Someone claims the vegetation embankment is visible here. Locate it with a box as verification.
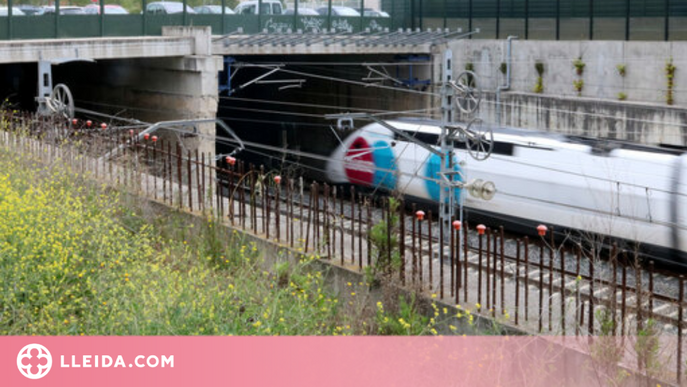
[0,148,455,335]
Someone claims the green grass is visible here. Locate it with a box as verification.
[0,149,346,335]
[0,143,452,336]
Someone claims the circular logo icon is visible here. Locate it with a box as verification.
[17,344,52,380]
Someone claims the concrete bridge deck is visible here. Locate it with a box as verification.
[0,27,449,65]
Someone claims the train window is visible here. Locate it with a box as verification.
[395,131,439,145]
[454,140,514,156]
[394,130,514,156]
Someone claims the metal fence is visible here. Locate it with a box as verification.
[381,0,687,40]
[0,0,392,40]
[2,110,686,383]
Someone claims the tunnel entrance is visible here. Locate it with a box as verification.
[217,54,434,180]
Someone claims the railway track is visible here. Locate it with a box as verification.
[217,170,685,337]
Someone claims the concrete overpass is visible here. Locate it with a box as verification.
[0,26,445,157]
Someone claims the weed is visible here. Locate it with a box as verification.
[666,59,676,105]
[573,57,586,76]
[616,64,626,77]
[534,62,544,93]
[573,79,584,96]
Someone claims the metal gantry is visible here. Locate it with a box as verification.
[218,28,480,49]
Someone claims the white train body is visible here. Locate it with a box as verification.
[327,119,687,264]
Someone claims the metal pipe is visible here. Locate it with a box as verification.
[496,35,517,126]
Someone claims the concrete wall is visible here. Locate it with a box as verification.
[430,39,687,146]
[479,92,687,146]
[446,39,687,105]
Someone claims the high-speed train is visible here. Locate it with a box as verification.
[326,119,687,266]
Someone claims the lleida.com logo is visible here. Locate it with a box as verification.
[17,343,174,379]
[17,344,53,379]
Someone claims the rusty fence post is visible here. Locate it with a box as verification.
[678,275,684,386]
[524,236,529,322]
[561,248,566,335]
[450,219,455,299]
[548,229,554,331]
[611,243,618,335]
[427,211,433,291]
[187,150,192,212]
[351,186,356,266]
[589,255,595,336]
[649,261,655,322]
[324,184,330,259]
[275,178,280,242]
[464,222,469,304]
[194,150,200,212]
[412,203,417,285]
[367,198,372,267]
[359,195,364,270]
[500,226,505,316]
[340,188,345,263]
[439,216,445,299]
[515,239,520,325]
[305,183,315,253]
[399,199,405,284]
[176,143,183,209]
[621,253,627,337]
[167,142,172,206]
[478,225,484,313]
[539,236,544,333]
[486,228,491,312]
[575,245,581,336]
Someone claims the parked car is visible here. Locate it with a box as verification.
[194,5,234,14]
[145,2,196,14]
[16,5,41,15]
[0,7,25,15]
[363,8,389,17]
[282,7,318,15]
[83,4,129,14]
[316,6,360,17]
[234,0,282,15]
[41,6,86,15]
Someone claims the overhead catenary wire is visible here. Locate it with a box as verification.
[74,98,687,193]
[221,95,433,116]
[249,64,442,97]
[33,104,687,231]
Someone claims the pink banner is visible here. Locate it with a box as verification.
[1,336,675,386]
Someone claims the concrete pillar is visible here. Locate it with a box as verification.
[61,26,222,158]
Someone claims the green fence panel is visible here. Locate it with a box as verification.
[146,14,184,36]
[187,14,222,34]
[501,0,527,18]
[0,18,8,40]
[104,15,143,37]
[363,16,391,32]
[224,14,259,34]
[630,0,666,17]
[59,15,100,38]
[260,14,295,33]
[529,0,553,18]
[295,15,327,33]
[12,15,56,40]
